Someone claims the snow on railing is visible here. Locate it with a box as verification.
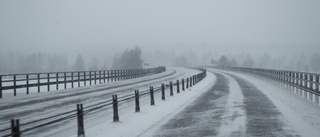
[208,66,320,104]
[0,66,166,99]
[0,68,206,137]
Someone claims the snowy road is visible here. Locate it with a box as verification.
[2,68,320,137]
[148,69,320,137]
[0,68,201,137]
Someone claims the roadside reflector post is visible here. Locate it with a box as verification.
[113,95,119,122]
[186,78,189,89]
[170,81,173,96]
[150,86,155,105]
[77,104,85,137]
[182,78,185,91]
[135,90,140,112]
[176,80,180,93]
[11,119,20,137]
[161,83,165,100]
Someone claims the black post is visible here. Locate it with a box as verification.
[11,119,20,137]
[161,83,165,100]
[90,72,92,85]
[83,72,86,86]
[170,81,173,96]
[94,71,97,85]
[0,75,2,98]
[150,86,155,105]
[182,78,185,91]
[99,71,102,84]
[64,73,67,89]
[14,75,16,96]
[190,77,193,87]
[37,74,40,93]
[135,90,140,112]
[56,73,59,90]
[103,71,106,83]
[118,70,120,81]
[111,71,114,82]
[26,75,29,94]
[107,71,110,82]
[113,95,119,122]
[78,72,80,87]
[71,73,74,88]
[176,80,180,93]
[77,104,85,137]
[186,78,189,89]
[47,74,50,91]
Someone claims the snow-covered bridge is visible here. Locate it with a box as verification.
[0,67,320,137]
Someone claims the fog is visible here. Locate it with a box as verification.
[0,0,320,73]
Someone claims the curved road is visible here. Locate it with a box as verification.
[152,69,300,137]
[0,67,201,137]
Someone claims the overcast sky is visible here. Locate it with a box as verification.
[0,0,319,58]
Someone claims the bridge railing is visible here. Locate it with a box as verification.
[0,68,207,137]
[207,66,320,103]
[0,66,166,99]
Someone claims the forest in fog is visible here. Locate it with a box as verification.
[0,47,319,74]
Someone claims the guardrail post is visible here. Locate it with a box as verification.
[182,79,185,91]
[103,71,106,83]
[14,75,17,96]
[150,86,155,105]
[94,71,97,85]
[99,71,102,84]
[11,119,20,137]
[186,78,189,89]
[107,71,110,82]
[316,75,320,92]
[113,95,119,122]
[26,75,29,94]
[64,73,67,89]
[135,90,140,112]
[111,71,114,82]
[56,73,59,90]
[77,104,85,137]
[47,74,50,91]
[161,83,165,100]
[71,73,74,88]
[176,80,180,93]
[190,77,193,87]
[83,72,86,86]
[89,72,92,85]
[0,75,2,98]
[170,81,173,96]
[37,74,41,93]
[78,72,80,87]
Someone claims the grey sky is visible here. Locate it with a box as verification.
[0,0,319,58]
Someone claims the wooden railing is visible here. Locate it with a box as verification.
[0,67,166,98]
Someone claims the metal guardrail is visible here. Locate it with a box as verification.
[0,67,166,98]
[207,66,320,104]
[0,68,207,137]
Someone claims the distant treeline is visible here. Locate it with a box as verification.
[0,52,111,74]
[215,53,320,73]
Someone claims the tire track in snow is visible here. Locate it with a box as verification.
[228,73,299,137]
[217,73,246,137]
[152,73,229,137]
